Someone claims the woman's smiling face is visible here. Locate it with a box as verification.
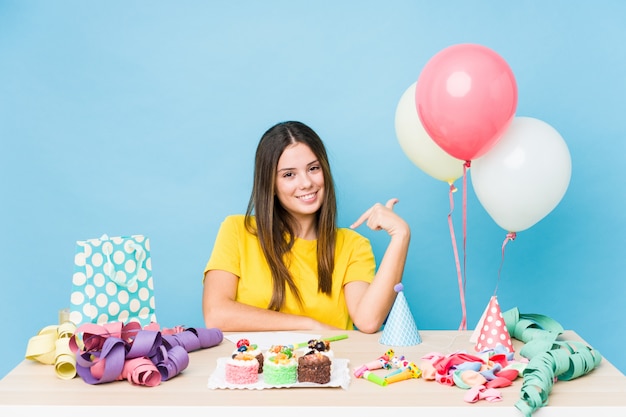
[275,142,325,223]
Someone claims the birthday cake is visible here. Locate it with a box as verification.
[297,339,333,384]
[224,352,259,385]
[232,338,264,373]
[263,345,297,385]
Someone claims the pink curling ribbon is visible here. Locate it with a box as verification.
[460,161,471,330]
[119,357,161,387]
[447,179,467,331]
[494,232,516,295]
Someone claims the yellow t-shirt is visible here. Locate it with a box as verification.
[204,214,376,330]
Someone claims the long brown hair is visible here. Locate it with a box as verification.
[245,121,337,311]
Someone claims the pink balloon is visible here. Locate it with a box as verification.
[415,44,518,162]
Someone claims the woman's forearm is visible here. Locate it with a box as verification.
[351,230,411,333]
[203,296,329,332]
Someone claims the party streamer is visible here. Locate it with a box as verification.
[502,308,603,416]
[25,321,77,380]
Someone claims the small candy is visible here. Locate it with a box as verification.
[308,339,330,352]
[237,343,258,353]
[236,339,250,348]
[269,345,293,357]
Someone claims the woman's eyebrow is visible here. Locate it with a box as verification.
[277,159,319,172]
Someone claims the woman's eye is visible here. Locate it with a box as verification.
[309,165,320,172]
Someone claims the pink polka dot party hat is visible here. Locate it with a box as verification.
[472,296,514,353]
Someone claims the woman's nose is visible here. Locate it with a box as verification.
[298,174,313,189]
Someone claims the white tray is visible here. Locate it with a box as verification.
[208,357,350,390]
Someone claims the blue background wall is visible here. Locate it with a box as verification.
[1,1,625,379]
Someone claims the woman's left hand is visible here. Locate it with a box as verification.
[350,198,410,237]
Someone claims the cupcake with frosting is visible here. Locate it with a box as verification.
[232,338,264,373]
[298,339,333,384]
[224,352,259,385]
[263,345,297,385]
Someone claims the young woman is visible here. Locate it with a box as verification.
[202,121,411,334]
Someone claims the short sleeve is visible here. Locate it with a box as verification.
[203,215,245,280]
[337,228,376,285]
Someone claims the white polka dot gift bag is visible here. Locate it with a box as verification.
[69,234,157,327]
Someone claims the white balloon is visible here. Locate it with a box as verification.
[471,116,572,232]
[395,82,465,184]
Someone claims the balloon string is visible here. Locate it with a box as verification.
[495,232,516,296]
[459,161,471,330]
[447,181,466,331]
